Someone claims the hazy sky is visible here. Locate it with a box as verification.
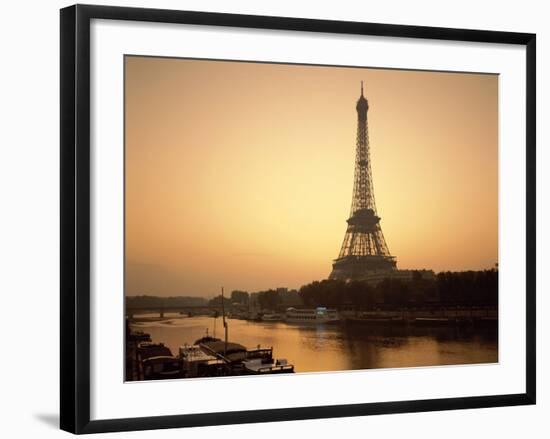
[125,56,498,297]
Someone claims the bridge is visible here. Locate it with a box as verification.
[126,304,226,319]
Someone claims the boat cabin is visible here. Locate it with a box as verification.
[141,355,183,380]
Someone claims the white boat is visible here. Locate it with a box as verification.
[261,313,283,322]
[285,307,340,323]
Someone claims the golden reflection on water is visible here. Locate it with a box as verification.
[131,316,497,374]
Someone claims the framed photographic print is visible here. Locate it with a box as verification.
[60,4,536,434]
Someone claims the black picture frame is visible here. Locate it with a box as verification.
[60,4,536,434]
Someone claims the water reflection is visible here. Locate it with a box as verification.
[131,316,497,374]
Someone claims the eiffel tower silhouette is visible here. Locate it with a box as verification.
[329,82,396,281]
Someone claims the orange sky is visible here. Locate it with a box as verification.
[125,56,498,297]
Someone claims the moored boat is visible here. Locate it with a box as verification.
[242,358,294,375]
[199,339,249,363]
[285,307,340,323]
[188,288,296,376]
[141,355,184,380]
[198,339,295,375]
[261,313,283,322]
[137,342,183,380]
[179,344,225,377]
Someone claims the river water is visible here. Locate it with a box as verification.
[131,315,497,373]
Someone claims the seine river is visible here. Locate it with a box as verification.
[131,315,497,373]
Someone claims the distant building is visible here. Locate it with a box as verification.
[278,288,302,307]
[249,292,260,311]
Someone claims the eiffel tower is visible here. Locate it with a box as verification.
[329,82,396,281]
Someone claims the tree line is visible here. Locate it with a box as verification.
[159,269,498,312]
[299,269,498,310]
